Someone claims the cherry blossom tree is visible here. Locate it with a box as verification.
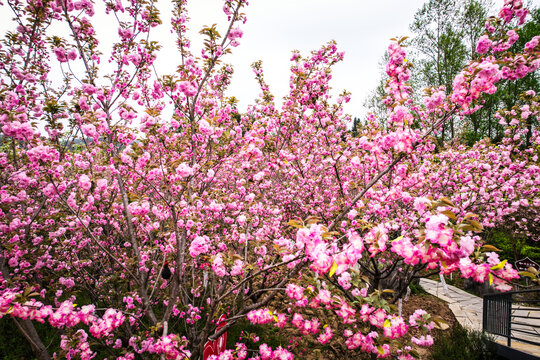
[0,0,538,359]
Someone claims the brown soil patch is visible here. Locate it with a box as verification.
[401,293,458,359]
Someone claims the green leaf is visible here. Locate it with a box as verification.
[488,273,493,286]
[384,319,391,328]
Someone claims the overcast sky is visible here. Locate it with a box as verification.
[1,0,539,119]
[172,0,539,118]
[183,0,434,117]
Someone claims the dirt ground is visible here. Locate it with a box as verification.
[401,293,458,359]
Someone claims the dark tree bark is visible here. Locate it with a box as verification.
[1,255,50,360]
[12,318,51,360]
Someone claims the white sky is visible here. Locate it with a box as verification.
[183,0,430,117]
[1,0,539,119]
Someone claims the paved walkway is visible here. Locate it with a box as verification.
[419,278,540,357]
[420,278,483,330]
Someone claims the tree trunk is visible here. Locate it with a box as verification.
[1,256,50,360]
[12,318,51,360]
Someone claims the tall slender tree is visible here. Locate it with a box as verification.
[410,0,468,141]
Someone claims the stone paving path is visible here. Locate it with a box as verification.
[419,278,540,357]
[420,278,483,330]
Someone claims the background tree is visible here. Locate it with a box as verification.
[405,0,540,145]
[409,0,468,142]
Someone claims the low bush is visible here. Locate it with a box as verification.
[430,325,500,360]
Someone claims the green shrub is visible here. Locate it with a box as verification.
[0,318,37,360]
[521,245,540,262]
[485,229,540,264]
[226,320,288,351]
[0,317,61,360]
[409,280,427,295]
[430,325,500,360]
